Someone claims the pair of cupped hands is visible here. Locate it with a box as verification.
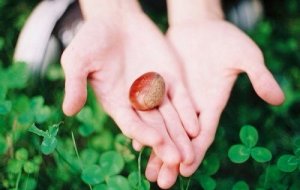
[60,4,284,189]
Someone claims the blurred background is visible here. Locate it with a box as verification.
[0,0,299,189]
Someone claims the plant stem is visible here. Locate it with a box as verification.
[14,169,22,190]
[185,177,191,190]
[71,132,83,171]
[179,176,191,190]
[71,132,92,190]
[180,176,184,190]
[138,148,144,190]
[263,162,271,189]
[24,174,29,190]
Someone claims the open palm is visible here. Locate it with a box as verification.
[145,20,284,189]
[61,12,199,168]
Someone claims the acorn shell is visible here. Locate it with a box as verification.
[129,72,165,111]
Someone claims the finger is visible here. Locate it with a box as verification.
[180,109,220,177]
[61,51,88,116]
[137,110,181,166]
[111,107,163,147]
[243,51,285,105]
[132,140,144,151]
[157,163,179,189]
[159,98,195,165]
[169,83,200,138]
[145,151,163,182]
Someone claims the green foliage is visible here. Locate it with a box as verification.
[251,147,272,163]
[0,0,300,190]
[276,137,300,173]
[0,62,29,89]
[0,135,8,154]
[228,125,272,163]
[277,155,298,172]
[100,151,125,177]
[228,144,251,163]
[240,125,258,148]
[128,172,151,190]
[193,154,220,190]
[81,165,105,185]
[28,123,59,155]
[232,181,249,190]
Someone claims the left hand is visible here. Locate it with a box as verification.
[144,19,285,189]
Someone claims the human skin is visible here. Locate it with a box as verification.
[61,0,199,168]
[141,0,285,189]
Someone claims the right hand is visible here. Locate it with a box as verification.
[60,7,199,169]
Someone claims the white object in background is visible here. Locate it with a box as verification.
[228,0,263,31]
[14,0,75,75]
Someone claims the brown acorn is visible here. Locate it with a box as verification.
[129,72,166,111]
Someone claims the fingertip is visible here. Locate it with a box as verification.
[181,113,200,139]
[145,170,158,183]
[188,117,201,138]
[180,158,199,177]
[157,178,174,190]
[62,103,75,116]
[157,165,178,190]
[62,86,87,116]
[145,152,162,182]
[269,87,285,106]
[257,79,285,106]
[179,164,195,177]
[246,63,285,106]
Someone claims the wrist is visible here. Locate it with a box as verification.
[79,0,142,21]
[167,0,224,26]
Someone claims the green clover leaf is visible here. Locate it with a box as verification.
[81,164,105,185]
[23,161,36,174]
[0,63,28,89]
[99,151,124,177]
[81,149,99,166]
[28,123,60,155]
[200,153,220,176]
[15,148,29,162]
[228,144,251,163]
[232,181,249,190]
[107,175,130,190]
[7,159,23,174]
[251,147,272,163]
[277,154,298,172]
[240,125,258,148]
[199,175,216,190]
[93,184,108,190]
[41,136,58,155]
[128,172,150,190]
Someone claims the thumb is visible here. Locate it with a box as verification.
[63,74,87,116]
[61,53,88,116]
[245,53,285,105]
